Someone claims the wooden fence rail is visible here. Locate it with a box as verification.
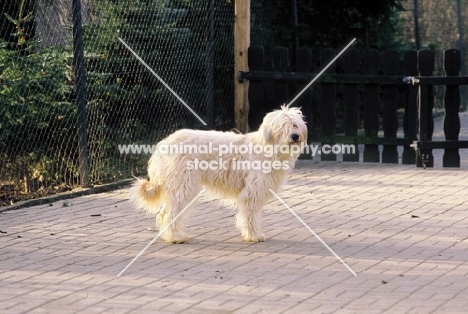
[239,46,466,167]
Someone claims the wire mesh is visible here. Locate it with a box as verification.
[0,0,234,206]
[2,0,467,206]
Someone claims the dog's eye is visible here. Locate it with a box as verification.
[293,124,298,128]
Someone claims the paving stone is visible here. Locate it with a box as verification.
[2,135,468,313]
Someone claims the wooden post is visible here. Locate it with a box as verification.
[342,48,360,162]
[443,49,461,167]
[73,0,89,187]
[381,50,400,163]
[320,48,337,161]
[363,49,380,163]
[234,0,250,132]
[271,46,289,109]
[295,47,314,129]
[417,49,435,168]
[402,51,418,164]
[295,47,313,160]
[247,46,265,131]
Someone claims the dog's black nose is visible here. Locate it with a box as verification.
[291,134,299,142]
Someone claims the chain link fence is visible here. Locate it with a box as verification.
[0,0,234,206]
[3,0,467,207]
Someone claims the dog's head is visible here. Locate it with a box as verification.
[259,105,307,147]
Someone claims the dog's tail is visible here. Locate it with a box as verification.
[129,178,162,214]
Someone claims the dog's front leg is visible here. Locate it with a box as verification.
[236,189,266,242]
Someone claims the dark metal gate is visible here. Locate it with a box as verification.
[240,46,467,168]
[409,49,468,168]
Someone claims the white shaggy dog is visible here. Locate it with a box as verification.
[130,105,307,243]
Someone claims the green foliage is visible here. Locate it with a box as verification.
[80,0,197,182]
[81,0,235,182]
[1,0,35,47]
[0,34,78,187]
[83,1,233,141]
[0,0,234,203]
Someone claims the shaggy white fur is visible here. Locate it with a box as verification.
[129,105,307,243]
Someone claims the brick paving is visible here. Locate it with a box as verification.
[1,114,468,313]
[1,159,468,314]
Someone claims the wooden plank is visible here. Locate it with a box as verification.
[234,0,250,132]
[381,50,399,163]
[443,49,461,167]
[363,49,380,162]
[417,76,468,85]
[320,48,337,161]
[295,47,314,160]
[271,46,289,109]
[309,135,411,146]
[417,49,435,168]
[402,50,418,164]
[247,46,265,131]
[239,72,409,84]
[239,73,468,85]
[417,140,468,149]
[342,48,360,161]
[295,47,313,129]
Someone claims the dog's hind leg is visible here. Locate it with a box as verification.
[236,188,266,242]
[155,204,166,230]
[157,187,199,244]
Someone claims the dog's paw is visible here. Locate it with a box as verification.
[162,232,190,244]
[243,233,266,242]
[172,237,190,244]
